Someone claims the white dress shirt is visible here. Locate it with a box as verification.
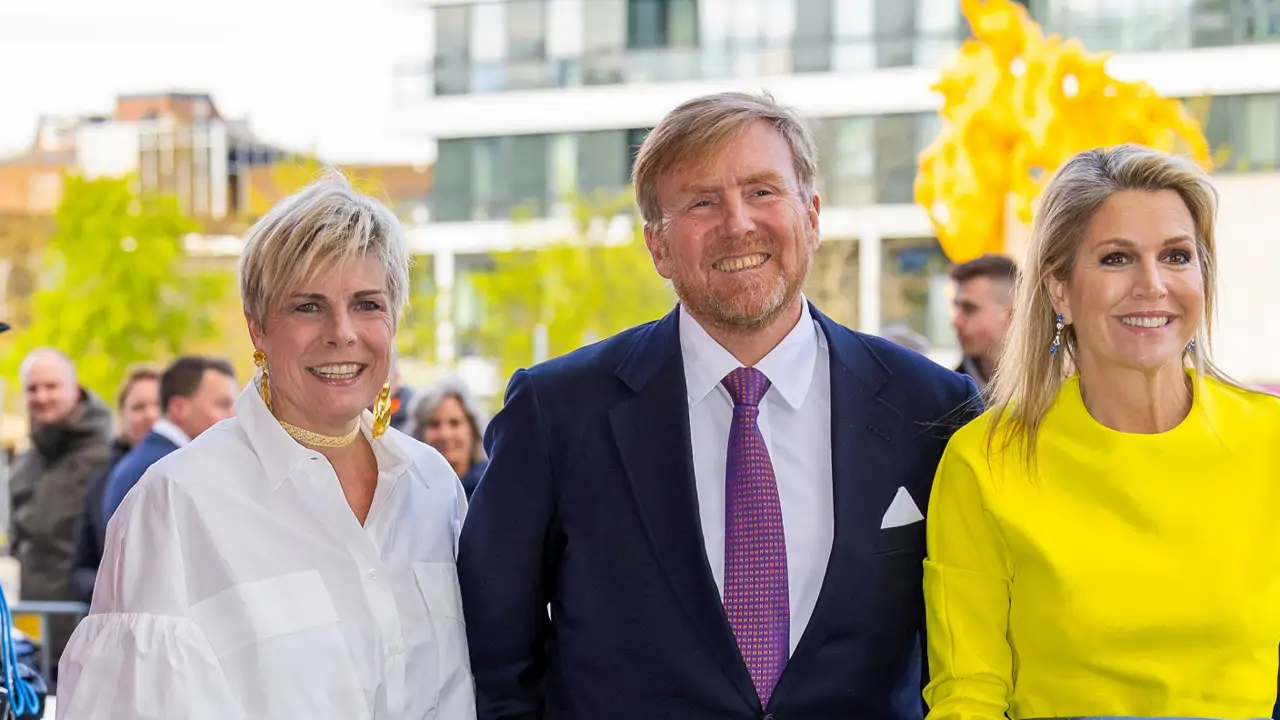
[680,300,834,655]
[150,417,192,447]
[58,383,476,720]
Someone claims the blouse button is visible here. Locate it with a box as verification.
[367,568,379,580]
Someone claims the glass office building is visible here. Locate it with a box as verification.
[397,0,1280,385]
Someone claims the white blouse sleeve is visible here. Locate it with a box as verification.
[57,467,245,720]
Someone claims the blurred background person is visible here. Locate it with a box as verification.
[69,364,161,604]
[99,356,239,526]
[949,253,1018,391]
[58,172,474,719]
[410,375,488,498]
[881,323,933,356]
[387,348,414,433]
[923,145,1280,718]
[10,348,113,689]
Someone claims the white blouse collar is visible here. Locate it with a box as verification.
[233,377,411,490]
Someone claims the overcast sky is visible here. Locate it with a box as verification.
[0,0,433,163]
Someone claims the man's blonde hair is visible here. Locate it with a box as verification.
[987,143,1241,467]
[239,169,411,327]
[631,91,819,231]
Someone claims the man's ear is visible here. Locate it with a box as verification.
[644,224,674,280]
[806,193,821,251]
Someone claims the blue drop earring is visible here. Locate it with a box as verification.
[1050,313,1064,355]
[1187,338,1197,354]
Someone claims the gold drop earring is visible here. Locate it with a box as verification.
[253,349,272,412]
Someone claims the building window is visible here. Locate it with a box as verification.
[507,0,549,89]
[627,0,698,49]
[793,0,835,72]
[805,239,861,330]
[821,117,876,207]
[874,113,926,204]
[626,127,650,179]
[434,5,471,96]
[874,0,918,68]
[433,139,474,222]
[583,0,627,85]
[833,0,875,73]
[1205,93,1280,172]
[915,0,963,66]
[510,134,551,216]
[472,137,510,220]
[881,237,955,353]
[577,130,630,197]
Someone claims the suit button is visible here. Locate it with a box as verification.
[763,715,774,720]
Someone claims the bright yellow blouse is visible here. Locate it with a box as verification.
[923,373,1280,719]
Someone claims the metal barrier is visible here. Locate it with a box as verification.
[11,601,90,681]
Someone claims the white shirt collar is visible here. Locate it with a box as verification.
[150,418,191,448]
[678,297,820,410]
[233,377,411,491]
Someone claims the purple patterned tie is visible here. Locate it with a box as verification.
[721,366,789,708]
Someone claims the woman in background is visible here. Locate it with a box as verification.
[410,376,488,499]
[923,144,1280,718]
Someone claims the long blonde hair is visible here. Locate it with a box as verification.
[986,143,1237,466]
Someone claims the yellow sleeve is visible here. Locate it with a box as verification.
[922,437,1014,719]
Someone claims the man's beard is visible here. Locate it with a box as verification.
[672,239,811,335]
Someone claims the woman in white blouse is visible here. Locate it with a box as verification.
[57,171,476,719]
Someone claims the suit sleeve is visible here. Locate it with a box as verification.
[457,369,557,720]
[921,438,1013,719]
[100,462,132,528]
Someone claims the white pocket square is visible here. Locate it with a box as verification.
[880,486,924,529]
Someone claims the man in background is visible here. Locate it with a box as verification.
[100,356,238,525]
[10,348,114,682]
[949,253,1018,391]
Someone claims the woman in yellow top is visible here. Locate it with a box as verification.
[923,143,1280,719]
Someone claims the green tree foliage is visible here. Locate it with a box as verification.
[3,174,229,402]
[397,255,438,363]
[471,189,674,385]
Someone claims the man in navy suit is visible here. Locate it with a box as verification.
[100,356,238,526]
[457,91,981,720]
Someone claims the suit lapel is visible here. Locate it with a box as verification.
[779,307,906,693]
[609,307,759,709]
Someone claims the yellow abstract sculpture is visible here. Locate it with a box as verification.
[915,0,1212,263]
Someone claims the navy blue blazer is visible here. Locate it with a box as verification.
[100,431,181,526]
[457,304,981,720]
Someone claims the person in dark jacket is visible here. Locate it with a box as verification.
[10,348,114,680]
[948,254,1018,391]
[68,365,161,603]
[387,349,414,434]
[408,376,488,498]
[99,356,237,526]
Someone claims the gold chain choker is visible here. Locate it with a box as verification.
[278,420,361,448]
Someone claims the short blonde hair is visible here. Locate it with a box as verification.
[988,143,1236,466]
[631,91,819,230]
[239,169,411,326]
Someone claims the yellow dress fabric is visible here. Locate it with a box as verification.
[923,372,1280,719]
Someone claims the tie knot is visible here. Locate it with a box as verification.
[721,367,770,407]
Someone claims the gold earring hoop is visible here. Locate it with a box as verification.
[254,349,272,412]
[372,382,392,439]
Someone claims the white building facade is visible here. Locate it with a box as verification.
[396,0,1280,390]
